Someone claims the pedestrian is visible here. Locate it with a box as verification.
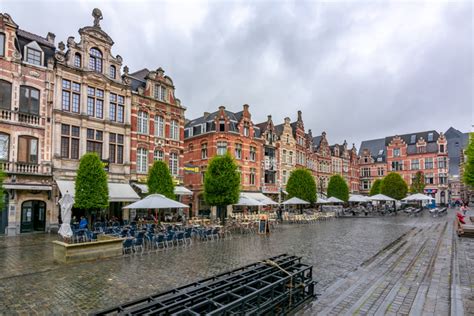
[79,216,88,229]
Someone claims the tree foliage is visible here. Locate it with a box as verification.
[381,172,408,200]
[286,168,317,203]
[147,160,175,200]
[463,133,474,188]
[410,171,426,193]
[75,153,109,210]
[204,153,240,207]
[369,179,382,196]
[327,174,349,202]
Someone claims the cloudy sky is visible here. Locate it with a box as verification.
[3,0,472,147]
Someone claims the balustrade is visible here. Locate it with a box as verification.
[0,109,41,126]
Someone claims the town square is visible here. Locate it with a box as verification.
[0,0,473,315]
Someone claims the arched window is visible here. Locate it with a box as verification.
[89,47,102,73]
[0,133,9,161]
[137,148,148,173]
[154,115,164,137]
[0,80,12,110]
[137,111,148,134]
[154,149,164,161]
[169,152,178,176]
[170,120,179,140]
[19,86,40,115]
[18,136,38,164]
[109,65,116,79]
[74,53,82,68]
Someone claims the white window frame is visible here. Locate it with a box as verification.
[169,152,178,176]
[137,148,148,173]
[154,149,164,161]
[154,115,165,138]
[137,111,148,134]
[170,120,179,140]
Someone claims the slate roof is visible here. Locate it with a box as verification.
[17,29,56,67]
[312,136,322,149]
[274,124,284,136]
[128,68,149,91]
[384,130,439,146]
[359,138,386,162]
[17,29,55,48]
[445,127,470,176]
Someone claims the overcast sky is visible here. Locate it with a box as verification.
[3,0,473,147]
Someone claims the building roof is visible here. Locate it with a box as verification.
[445,127,470,176]
[17,29,56,67]
[359,138,386,162]
[17,29,55,48]
[384,130,439,146]
[274,123,284,136]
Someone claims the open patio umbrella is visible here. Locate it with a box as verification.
[282,197,310,205]
[58,191,74,238]
[123,194,189,209]
[234,194,266,206]
[402,193,435,201]
[369,194,395,201]
[349,195,369,203]
[327,196,344,203]
[316,198,330,204]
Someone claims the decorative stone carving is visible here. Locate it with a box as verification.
[29,70,40,78]
[122,76,131,85]
[123,65,129,75]
[54,51,65,63]
[67,36,75,48]
[116,55,122,63]
[58,41,65,52]
[92,8,103,28]
[157,67,165,77]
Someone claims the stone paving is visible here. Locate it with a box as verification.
[0,211,471,314]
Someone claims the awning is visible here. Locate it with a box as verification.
[132,183,193,196]
[241,192,279,205]
[3,184,52,191]
[56,180,140,202]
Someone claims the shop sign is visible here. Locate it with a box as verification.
[262,186,280,194]
[424,188,437,194]
[184,164,199,174]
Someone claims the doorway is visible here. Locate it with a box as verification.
[21,200,46,233]
[0,192,8,234]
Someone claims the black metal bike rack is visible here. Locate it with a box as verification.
[94,253,316,315]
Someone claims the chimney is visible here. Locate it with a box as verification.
[297,110,302,122]
[219,105,225,111]
[243,104,249,111]
[267,115,272,121]
[46,32,55,44]
[284,117,291,124]
[203,112,210,118]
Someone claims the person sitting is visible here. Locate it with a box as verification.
[79,216,88,229]
[457,211,466,224]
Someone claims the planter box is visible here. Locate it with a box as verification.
[53,235,125,264]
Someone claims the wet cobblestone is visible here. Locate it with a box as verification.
[0,213,461,314]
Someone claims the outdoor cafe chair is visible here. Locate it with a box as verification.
[153,234,167,250]
[133,237,144,255]
[122,238,133,255]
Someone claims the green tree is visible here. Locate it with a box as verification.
[147,160,175,200]
[286,168,317,204]
[410,171,426,193]
[0,167,5,211]
[463,133,474,188]
[75,153,109,212]
[380,172,408,200]
[204,153,240,222]
[327,174,349,202]
[369,179,382,196]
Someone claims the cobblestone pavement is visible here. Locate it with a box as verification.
[300,210,474,315]
[0,212,470,314]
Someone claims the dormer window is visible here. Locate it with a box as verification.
[154,85,167,102]
[219,120,226,132]
[109,65,116,79]
[26,47,41,65]
[89,47,102,73]
[243,122,250,136]
[427,132,434,142]
[410,134,416,144]
[74,53,82,68]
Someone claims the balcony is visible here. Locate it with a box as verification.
[0,161,51,176]
[264,157,278,170]
[0,109,42,127]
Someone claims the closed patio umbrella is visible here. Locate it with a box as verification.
[58,191,74,238]
[123,194,189,209]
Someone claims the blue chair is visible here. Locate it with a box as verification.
[154,234,166,250]
[133,237,144,254]
[164,232,175,248]
[175,231,185,246]
[123,239,133,255]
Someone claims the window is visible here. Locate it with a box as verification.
[425,158,433,169]
[282,170,287,184]
[154,116,164,137]
[184,128,190,139]
[18,136,38,163]
[169,152,178,176]
[439,173,447,185]
[154,85,167,102]
[425,173,434,184]
[62,80,81,113]
[154,149,164,161]
[417,146,426,154]
[243,123,249,137]
[378,149,384,155]
[411,159,419,170]
[362,180,370,190]
[439,144,445,153]
[0,133,9,161]
[74,53,81,68]
[378,167,384,176]
[410,135,416,144]
[19,86,40,115]
[137,148,148,173]
[0,33,4,57]
[109,65,116,79]
[109,133,124,164]
[60,124,80,159]
[282,150,287,164]
[438,157,447,169]
[361,168,370,177]
[289,151,293,164]
[392,161,403,171]
[219,120,226,132]
[109,93,124,122]
[137,111,148,134]
[235,143,242,159]
[249,168,256,185]
[0,80,12,110]
[170,120,179,140]
[26,48,41,65]
[89,48,102,73]
[217,141,227,155]
[86,128,103,158]
[87,87,104,118]
[250,146,256,161]
[393,148,400,157]
[427,132,434,142]
[201,143,207,159]
[264,170,275,184]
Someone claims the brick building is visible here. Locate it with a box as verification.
[359,131,449,204]
[312,132,332,194]
[183,105,264,217]
[0,13,56,235]
[125,67,186,184]
[51,9,139,222]
[274,117,296,194]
